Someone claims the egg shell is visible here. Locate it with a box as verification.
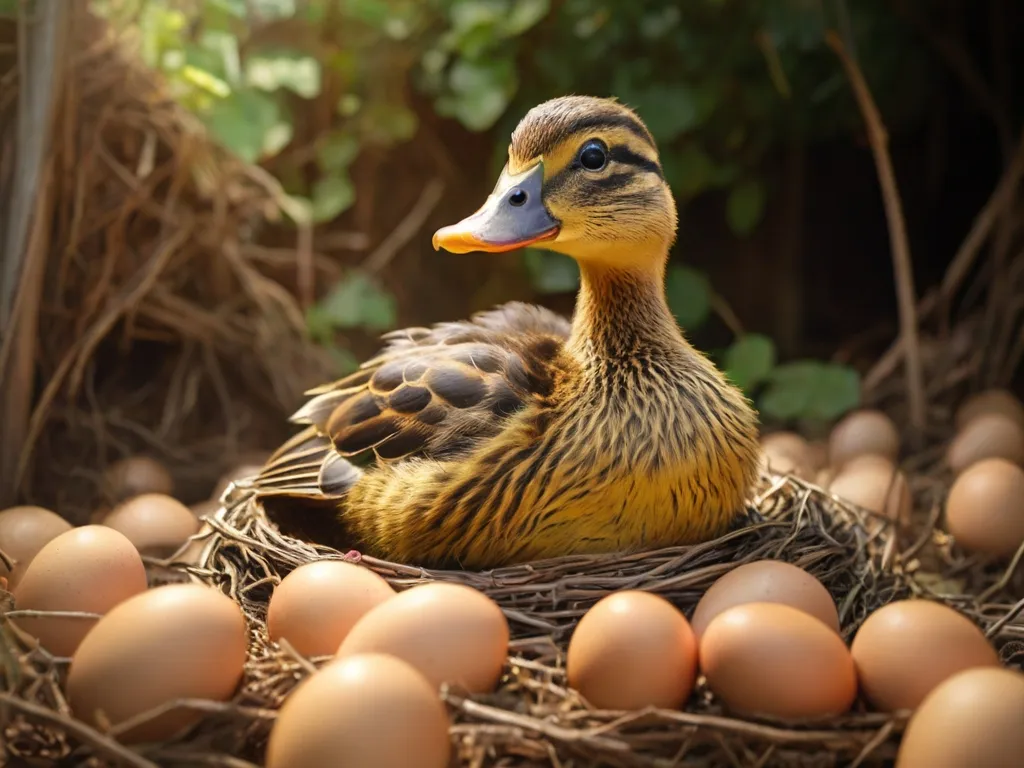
[946,414,1024,473]
[0,506,72,589]
[101,493,201,557]
[760,432,813,479]
[850,599,999,712]
[700,602,857,719]
[955,388,1024,432]
[945,458,1024,558]
[268,561,395,658]
[66,583,247,743]
[102,456,173,503]
[336,582,509,694]
[12,525,148,657]
[566,591,698,710]
[265,653,451,768]
[690,560,840,639]
[828,409,900,468]
[189,500,220,521]
[896,667,1024,768]
[827,455,912,527]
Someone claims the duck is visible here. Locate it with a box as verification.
[250,95,762,570]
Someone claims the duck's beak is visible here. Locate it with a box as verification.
[432,162,560,254]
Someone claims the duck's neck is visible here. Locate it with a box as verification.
[567,259,685,363]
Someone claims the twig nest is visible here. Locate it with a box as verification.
[699,602,857,719]
[66,583,247,743]
[0,506,72,589]
[945,413,1024,473]
[566,591,698,710]
[827,409,900,469]
[826,455,912,528]
[896,667,1024,768]
[336,582,509,694]
[101,456,174,503]
[267,561,395,658]
[100,493,201,557]
[11,526,147,657]
[689,560,840,639]
[850,599,999,712]
[211,461,268,500]
[944,458,1024,559]
[265,654,451,768]
[954,388,1024,432]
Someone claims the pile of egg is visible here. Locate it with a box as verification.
[1,389,1022,768]
[761,387,1024,559]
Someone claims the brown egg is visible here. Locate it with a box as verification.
[850,599,999,712]
[265,654,451,768]
[895,667,1024,768]
[955,388,1024,431]
[189,500,220,521]
[806,440,829,472]
[760,432,812,478]
[946,414,1024,473]
[102,456,173,503]
[12,526,148,657]
[700,602,857,719]
[690,560,839,639]
[101,493,201,557]
[67,583,247,743]
[828,409,900,469]
[211,463,266,500]
[268,561,395,658]
[828,454,912,527]
[945,457,1024,558]
[0,506,72,589]
[566,591,698,710]
[337,582,508,694]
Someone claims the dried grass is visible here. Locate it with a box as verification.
[2,472,1023,767]
[0,6,333,523]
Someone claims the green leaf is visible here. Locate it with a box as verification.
[726,178,766,236]
[439,58,516,131]
[246,53,321,98]
[202,88,281,163]
[724,334,776,390]
[317,132,361,172]
[505,0,550,35]
[665,266,711,330]
[310,270,397,333]
[311,174,356,223]
[523,249,579,293]
[759,361,861,421]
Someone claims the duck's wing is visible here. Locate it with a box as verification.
[252,302,571,498]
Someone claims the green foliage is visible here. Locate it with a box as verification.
[95,0,886,410]
[665,266,711,330]
[721,337,862,423]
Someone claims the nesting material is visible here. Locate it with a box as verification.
[2,471,1022,768]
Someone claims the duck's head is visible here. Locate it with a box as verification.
[432,95,677,269]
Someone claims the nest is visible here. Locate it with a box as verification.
[0,6,332,522]
[3,473,1023,768]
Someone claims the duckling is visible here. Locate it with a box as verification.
[252,95,762,569]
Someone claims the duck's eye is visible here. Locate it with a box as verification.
[508,188,527,207]
[579,142,607,171]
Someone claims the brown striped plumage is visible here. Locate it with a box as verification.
[252,95,762,569]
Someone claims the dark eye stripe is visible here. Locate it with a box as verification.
[564,113,656,149]
[607,146,663,178]
[542,144,662,197]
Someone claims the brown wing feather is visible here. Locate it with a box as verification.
[252,302,570,498]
